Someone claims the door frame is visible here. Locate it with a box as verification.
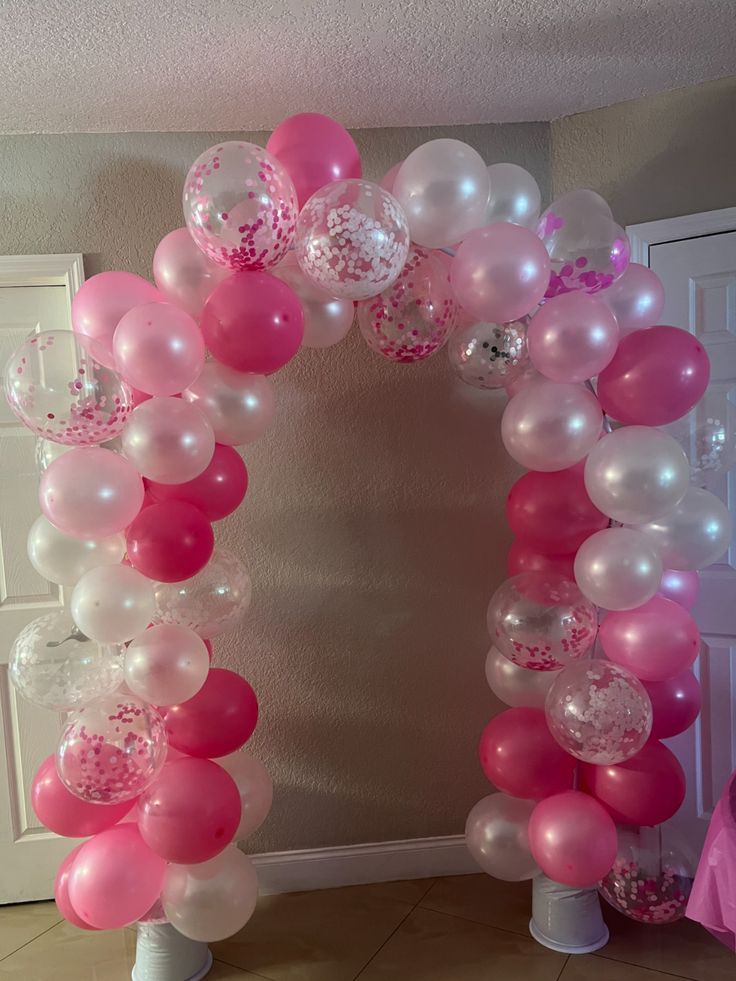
[0,253,85,314]
[627,207,736,264]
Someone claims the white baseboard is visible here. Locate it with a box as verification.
[250,835,477,895]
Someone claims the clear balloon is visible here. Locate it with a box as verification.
[484,646,560,709]
[32,755,132,838]
[124,624,210,706]
[544,660,652,764]
[183,141,298,271]
[465,793,540,881]
[634,486,732,570]
[527,292,619,383]
[658,568,699,609]
[451,224,551,323]
[537,189,630,296]
[39,446,144,539]
[4,330,133,445]
[153,227,231,319]
[161,668,258,759]
[9,610,122,711]
[357,246,456,362]
[183,362,275,447]
[528,791,617,887]
[602,262,665,333]
[57,693,167,804]
[484,162,541,229]
[71,564,156,645]
[644,670,702,740]
[392,139,490,248]
[273,253,354,349]
[219,751,274,841]
[487,572,597,671]
[55,844,97,930]
[162,846,258,943]
[146,443,248,521]
[122,397,215,484]
[152,547,252,637]
[27,514,125,587]
[35,437,74,472]
[501,380,602,472]
[665,392,736,489]
[574,527,663,611]
[599,595,700,682]
[295,179,410,300]
[447,318,530,390]
[506,541,575,581]
[71,271,161,369]
[113,301,205,396]
[126,500,214,583]
[584,426,690,525]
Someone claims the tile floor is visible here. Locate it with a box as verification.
[0,874,732,980]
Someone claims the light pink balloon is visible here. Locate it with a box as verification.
[451,224,551,323]
[219,751,274,841]
[122,397,214,483]
[113,302,205,396]
[39,447,144,538]
[603,262,665,334]
[501,380,602,472]
[71,272,161,369]
[527,292,619,383]
[528,791,617,887]
[658,569,699,609]
[380,162,402,194]
[153,228,231,320]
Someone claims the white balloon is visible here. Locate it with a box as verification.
[465,794,540,881]
[124,624,209,706]
[484,647,560,709]
[574,527,663,611]
[182,363,275,447]
[219,751,274,841]
[27,515,126,587]
[71,565,156,644]
[634,486,733,570]
[485,163,541,229]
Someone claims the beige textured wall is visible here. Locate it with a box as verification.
[0,124,550,851]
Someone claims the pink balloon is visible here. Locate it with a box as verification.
[451,224,551,323]
[32,755,133,838]
[146,443,248,522]
[644,670,702,740]
[122,397,215,484]
[39,447,144,539]
[599,596,700,682]
[55,845,98,930]
[658,569,699,610]
[527,292,619,383]
[153,228,231,320]
[597,326,710,426]
[506,541,576,580]
[602,262,665,333]
[201,272,304,374]
[68,824,167,929]
[72,272,161,369]
[161,668,259,758]
[528,791,617,887]
[126,500,214,582]
[380,162,402,193]
[266,112,362,208]
[137,757,241,864]
[478,708,576,800]
[113,302,205,396]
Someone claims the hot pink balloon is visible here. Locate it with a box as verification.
[527,292,619,383]
[528,791,617,887]
[506,541,576,580]
[146,443,248,522]
[32,755,133,838]
[266,112,362,207]
[603,262,665,334]
[451,224,551,323]
[658,569,699,610]
[153,227,231,320]
[161,668,259,758]
[597,326,710,426]
[126,500,214,583]
[644,670,702,740]
[137,757,241,864]
[39,447,144,539]
[68,824,166,930]
[55,845,98,930]
[201,272,304,374]
[599,596,700,682]
[71,271,161,368]
[113,301,205,396]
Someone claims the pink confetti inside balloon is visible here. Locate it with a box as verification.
[183,141,298,272]
[56,694,168,804]
[356,246,456,362]
[4,330,133,446]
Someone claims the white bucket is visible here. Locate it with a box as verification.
[529,874,609,954]
[131,922,212,981]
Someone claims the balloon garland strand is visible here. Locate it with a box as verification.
[4,113,733,944]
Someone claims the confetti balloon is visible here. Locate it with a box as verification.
[56,693,168,804]
[484,646,560,709]
[447,319,529,389]
[183,141,298,271]
[544,660,652,764]
[464,793,540,881]
[9,610,123,711]
[665,392,736,490]
[295,179,410,300]
[27,515,125,587]
[487,572,597,671]
[357,246,456,362]
[273,253,354,349]
[4,330,133,445]
[484,162,541,229]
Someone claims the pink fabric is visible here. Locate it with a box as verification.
[686,771,736,950]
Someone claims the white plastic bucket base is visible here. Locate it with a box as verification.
[132,922,213,981]
[529,874,609,955]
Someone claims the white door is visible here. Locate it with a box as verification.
[629,214,736,856]
[0,255,85,902]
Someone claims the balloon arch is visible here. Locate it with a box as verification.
[4,113,733,946]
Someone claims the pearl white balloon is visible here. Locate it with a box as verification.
[27,515,126,587]
[124,624,209,706]
[182,362,275,447]
[484,647,560,709]
[219,751,274,841]
[122,397,214,484]
[574,527,663,611]
[634,486,733,570]
[485,163,541,229]
[584,426,690,525]
[71,565,156,644]
[273,255,354,349]
[465,794,540,881]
